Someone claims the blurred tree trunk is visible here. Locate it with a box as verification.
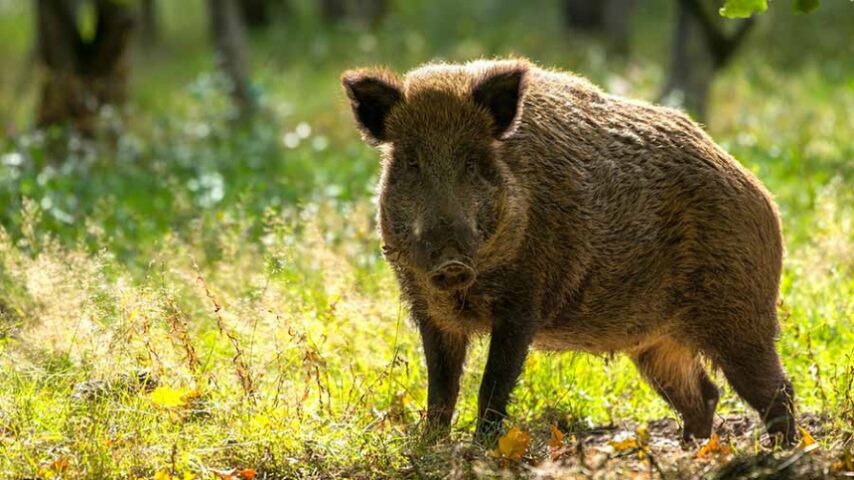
[239,0,268,27]
[320,0,386,26]
[238,0,290,29]
[139,0,158,45]
[563,0,600,29]
[36,0,136,133]
[563,0,635,56]
[207,0,255,118]
[660,0,754,120]
[353,0,386,26]
[319,0,346,21]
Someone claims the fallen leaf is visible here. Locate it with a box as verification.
[153,470,172,480]
[493,426,531,461]
[153,469,194,480]
[697,433,720,459]
[548,424,567,460]
[149,386,198,409]
[238,469,257,480]
[214,468,251,480]
[697,433,731,459]
[798,426,817,448]
[49,457,70,471]
[549,424,565,450]
[609,436,638,452]
[213,470,235,480]
[37,457,71,479]
[832,445,854,472]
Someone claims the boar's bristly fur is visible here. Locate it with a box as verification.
[341,58,797,446]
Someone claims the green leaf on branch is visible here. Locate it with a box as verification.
[793,0,820,14]
[719,0,768,18]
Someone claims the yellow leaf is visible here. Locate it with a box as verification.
[149,386,197,409]
[37,469,56,480]
[832,446,854,472]
[151,471,192,480]
[494,427,531,461]
[798,426,817,448]
[609,437,638,452]
[154,470,172,480]
[635,424,650,447]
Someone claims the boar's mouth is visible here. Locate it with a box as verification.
[427,259,476,291]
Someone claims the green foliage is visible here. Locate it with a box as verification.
[720,0,768,18]
[794,0,821,14]
[719,0,821,17]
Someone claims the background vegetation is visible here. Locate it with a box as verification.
[0,0,852,478]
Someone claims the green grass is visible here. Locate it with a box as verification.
[0,1,853,478]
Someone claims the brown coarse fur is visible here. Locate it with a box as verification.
[341,58,797,445]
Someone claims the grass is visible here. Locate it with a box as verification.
[0,0,853,478]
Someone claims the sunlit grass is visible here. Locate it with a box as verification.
[0,164,850,478]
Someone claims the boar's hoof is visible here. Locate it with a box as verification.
[766,415,797,448]
[474,419,504,446]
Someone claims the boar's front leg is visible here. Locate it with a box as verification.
[475,298,536,443]
[417,316,468,437]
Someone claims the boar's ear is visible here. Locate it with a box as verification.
[472,63,529,139]
[341,69,403,145]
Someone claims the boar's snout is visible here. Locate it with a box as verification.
[416,215,479,291]
[428,259,476,291]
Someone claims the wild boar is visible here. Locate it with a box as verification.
[341,58,796,445]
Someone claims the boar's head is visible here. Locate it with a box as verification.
[342,60,529,292]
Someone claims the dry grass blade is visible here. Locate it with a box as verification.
[195,265,256,400]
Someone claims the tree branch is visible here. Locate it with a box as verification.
[680,0,755,67]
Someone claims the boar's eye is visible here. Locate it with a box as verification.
[405,156,419,170]
[466,157,479,177]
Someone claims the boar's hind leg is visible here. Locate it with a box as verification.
[631,338,719,441]
[417,318,468,436]
[710,337,796,446]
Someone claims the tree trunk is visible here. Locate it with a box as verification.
[602,0,634,56]
[239,0,269,28]
[563,0,635,56]
[660,0,713,119]
[563,0,602,30]
[139,0,158,45]
[36,0,136,133]
[207,0,255,118]
[320,0,347,22]
[352,0,386,27]
[320,0,386,26]
[659,0,754,121]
